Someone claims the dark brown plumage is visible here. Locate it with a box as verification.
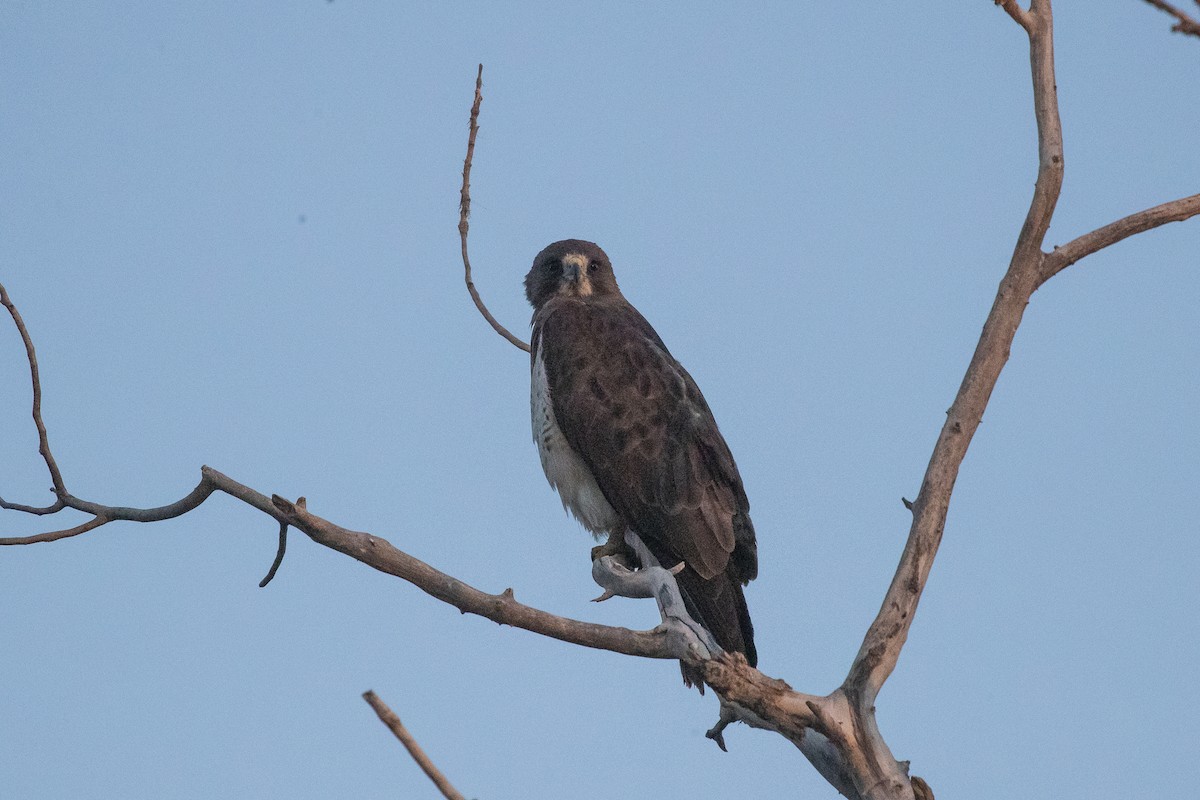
[526,239,758,673]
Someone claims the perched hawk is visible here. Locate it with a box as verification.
[525,239,758,676]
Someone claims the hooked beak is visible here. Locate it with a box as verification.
[561,253,591,296]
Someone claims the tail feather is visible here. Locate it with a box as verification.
[675,567,756,666]
[636,535,756,688]
[677,572,755,690]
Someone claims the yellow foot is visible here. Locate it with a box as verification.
[591,531,635,568]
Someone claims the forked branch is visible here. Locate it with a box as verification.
[1041,192,1200,281]
[995,0,1034,32]
[843,0,1199,718]
[844,0,1064,712]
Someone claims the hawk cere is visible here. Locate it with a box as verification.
[525,240,758,679]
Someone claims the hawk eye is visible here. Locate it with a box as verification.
[587,261,601,274]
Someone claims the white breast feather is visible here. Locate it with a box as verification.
[532,343,619,537]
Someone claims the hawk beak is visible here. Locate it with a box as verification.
[560,254,592,296]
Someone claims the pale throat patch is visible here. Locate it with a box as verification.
[563,253,593,297]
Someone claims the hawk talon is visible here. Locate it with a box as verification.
[705,700,740,752]
[591,534,635,569]
[705,723,729,753]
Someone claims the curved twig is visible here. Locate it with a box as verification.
[0,496,66,515]
[458,64,530,353]
[0,514,108,545]
[259,496,303,587]
[259,520,290,588]
[65,480,219,522]
[363,691,467,800]
[0,282,67,508]
[1,474,223,544]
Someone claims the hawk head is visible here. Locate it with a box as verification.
[525,239,621,309]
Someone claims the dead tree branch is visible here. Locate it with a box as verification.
[1041,192,1200,281]
[1142,0,1200,38]
[995,0,1034,32]
[3,4,1196,800]
[843,0,1064,722]
[0,474,676,661]
[363,691,468,800]
[0,278,854,793]
[0,282,66,514]
[459,64,530,353]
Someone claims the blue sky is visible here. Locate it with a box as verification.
[1,3,1197,798]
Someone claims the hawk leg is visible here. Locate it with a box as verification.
[591,528,637,570]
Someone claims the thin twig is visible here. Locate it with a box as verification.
[1041,192,1200,282]
[995,0,1034,32]
[259,496,306,587]
[458,64,530,353]
[0,514,108,545]
[363,691,467,800]
[1,479,219,540]
[0,478,221,544]
[259,522,289,588]
[1141,0,1200,37]
[0,282,67,512]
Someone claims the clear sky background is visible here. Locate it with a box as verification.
[2,3,1197,798]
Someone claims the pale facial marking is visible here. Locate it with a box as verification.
[562,252,593,297]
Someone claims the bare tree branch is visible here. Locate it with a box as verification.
[0,514,108,546]
[271,491,694,658]
[363,691,468,800]
[995,0,1034,33]
[845,0,1066,714]
[1142,0,1200,38]
[458,64,530,353]
[0,476,219,544]
[835,5,1197,790]
[1041,192,1200,282]
[0,283,861,793]
[0,282,67,514]
[259,513,295,588]
[0,465,680,660]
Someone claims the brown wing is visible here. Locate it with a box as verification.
[533,297,758,666]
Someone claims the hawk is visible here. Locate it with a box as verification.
[525,239,758,678]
